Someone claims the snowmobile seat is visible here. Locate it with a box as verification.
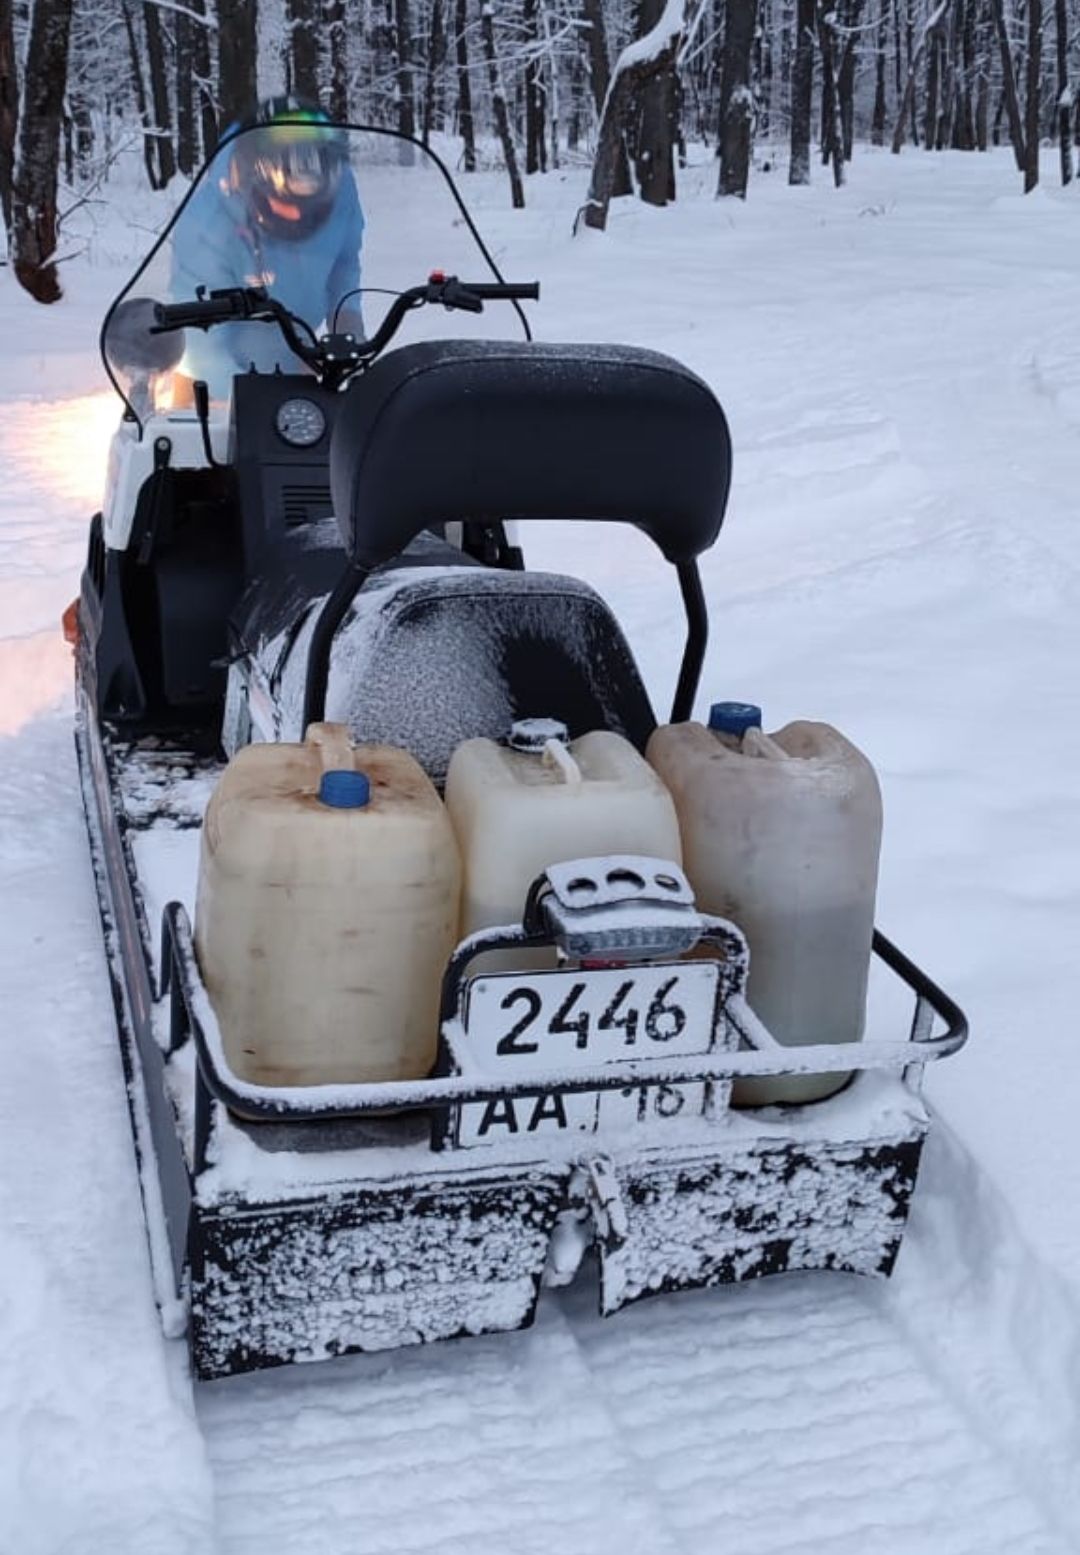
[328,339,732,569]
[269,558,657,786]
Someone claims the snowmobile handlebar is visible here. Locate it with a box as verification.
[150,275,540,388]
[152,286,278,331]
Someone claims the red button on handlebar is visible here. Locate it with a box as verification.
[429,269,446,283]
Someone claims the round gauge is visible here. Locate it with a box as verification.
[275,397,327,448]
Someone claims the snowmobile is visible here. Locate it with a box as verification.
[74,122,967,1381]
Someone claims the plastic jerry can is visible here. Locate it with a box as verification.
[195,722,461,1088]
[444,719,682,950]
[648,703,882,1106]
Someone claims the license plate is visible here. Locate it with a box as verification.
[454,961,720,1147]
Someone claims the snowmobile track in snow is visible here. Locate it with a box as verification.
[197,1264,1080,1555]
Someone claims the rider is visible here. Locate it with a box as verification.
[65,97,365,648]
[170,95,365,399]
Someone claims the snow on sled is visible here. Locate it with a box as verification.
[73,119,967,1380]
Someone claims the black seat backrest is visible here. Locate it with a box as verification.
[329,340,732,568]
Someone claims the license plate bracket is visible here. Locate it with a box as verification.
[445,960,726,1149]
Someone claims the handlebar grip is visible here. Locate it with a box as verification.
[462,282,540,301]
[154,298,235,329]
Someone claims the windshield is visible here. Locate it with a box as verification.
[101,122,530,429]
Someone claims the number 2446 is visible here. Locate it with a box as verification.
[496,977,687,1057]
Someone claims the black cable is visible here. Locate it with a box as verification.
[331,286,403,333]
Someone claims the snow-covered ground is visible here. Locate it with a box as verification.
[2,144,1080,1555]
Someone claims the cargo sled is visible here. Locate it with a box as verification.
[74,119,967,1380]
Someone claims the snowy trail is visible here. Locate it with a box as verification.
[197,1214,1080,1555]
[4,152,1080,1555]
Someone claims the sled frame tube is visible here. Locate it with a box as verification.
[159,900,968,1165]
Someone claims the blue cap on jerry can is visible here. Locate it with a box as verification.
[318,769,371,808]
[708,702,763,737]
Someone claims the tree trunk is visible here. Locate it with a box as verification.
[636,0,677,202]
[523,0,547,172]
[758,0,773,135]
[974,55,989,148]
[176,8,197,175]
[838,34,857,158]
[872,0,888,144]
[325,0,349,120]
[1022,0,1041,189]
[540,0,561,168]
[891,0,948,151]
[11,0,73,301]
[422,0,445,146]
[454,0,476,169]
[121,0,160,189]
[144,1,177,186]
[582,0,683,230]
[582,0,632,194]
[218,0,258,131]
[394,0,417,148]
[72,95,93,180]
[818,5,846,182]
[923,27,942,147]
[286,0,320,100]
[1054,0,1071,182]
[0,0,17,231]
[189,0,217,157]
[954,0,976,147]
[480,2,524,206]
[990,0,1026,169]
[718,0,757,196]
[788,0,815,181]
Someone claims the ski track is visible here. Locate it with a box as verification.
[3,152,1080,1554]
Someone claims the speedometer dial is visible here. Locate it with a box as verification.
[275,397,327,448]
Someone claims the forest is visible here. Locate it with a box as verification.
[0,0,1076,301]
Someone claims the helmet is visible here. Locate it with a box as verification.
[228,95,347,241]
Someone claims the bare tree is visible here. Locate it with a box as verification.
[524,0,548,171]
[632,0,678,202]
[872,0,889,144]
[144,1,177,185]
[789,0,815,181]
[1022,0,1041,189]
[891,0,950,151]
[11,0,74,301]
[218,0,258,128]
[176,5,198,174]
[325,0,348,120]
[189,0,217,155]
[582,0,631,195]
[393,0,419,144]
[0,0,17,230]
[718,0,758,196]
[581,0,684,229]
[818,2,847,182]
[1054,0,1072,182]
[422,0,446,146]
[454,0,477,169]
[286,0,320,99]
[481,2,525,205]
[990,0,1026,169]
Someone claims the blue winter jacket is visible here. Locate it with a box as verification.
[170,164,365,396]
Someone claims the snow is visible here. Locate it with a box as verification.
[3,144,1080,1552]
